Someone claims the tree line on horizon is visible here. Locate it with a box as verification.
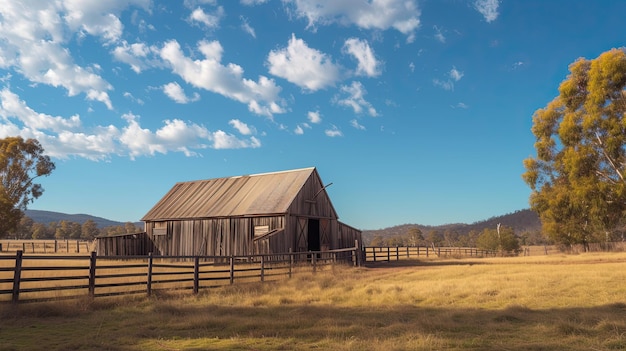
[8,216,143,241]
[368,226,523,254]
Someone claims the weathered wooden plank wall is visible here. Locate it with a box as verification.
[95,233,155,256]
[145,216,287,256]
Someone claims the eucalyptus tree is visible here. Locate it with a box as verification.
[0,137,55,237]
[523,48,626,247]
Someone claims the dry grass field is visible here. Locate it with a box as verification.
[1,252,626,350]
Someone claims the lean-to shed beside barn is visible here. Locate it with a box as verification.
[139,167,361,257]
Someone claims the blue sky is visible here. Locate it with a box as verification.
[1,0,625,230]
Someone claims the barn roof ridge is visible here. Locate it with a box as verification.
[141,167,325,221]
[175,166,316,185]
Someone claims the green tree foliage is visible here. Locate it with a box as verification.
[476,225,520,254]
[406,227,424,246]
[69,222,82,239]
[476,229,500,251]
[443,229,459,247]
[55,220,71,239]
[5,217,143,240]
[523,48,626,247]
[369,235,384,247]
[0,137,55,237]
[98,223,142,237]
[31,223,48,239]
[426,230,444,246]
[13,216,34,239]
[81,220,100,240]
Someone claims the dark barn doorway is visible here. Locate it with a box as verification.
[307,218,320,252]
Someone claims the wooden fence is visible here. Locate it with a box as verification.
[364,246,497,262]
[0,239,93,254]
[0,247,361,303]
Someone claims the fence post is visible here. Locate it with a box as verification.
[288,248,293,279]
[54,240,58,253]
[88,251,96,298]
[147,252,153,297]
[12,250,23,304]
[396,246,400,261]
[312,252,317,273]
[260,255,265,282]
[76,240,80,253]
[387,247,390,262]
[372,247,376,262]
[229,256,234,284]
[193,256,200,294]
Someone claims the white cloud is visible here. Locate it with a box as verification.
[240,16,256,38]
[241,0,268,4]
[184,0,218,9]
[0,88,81,133]
[433,66,463,91]
[229,119,256,135]
[350,119,366,130]
[123,92,144,105]
[409,62,415,73]
[162,82,200,104]
[333,81,378,117]
[212,130,261,149]
[267,34,341,92]
[189,6,224,28]
[0,88,261,160]
[325,125,343,137]
[433,79,453,91]
[62,0,150,43]
[474,0,500,23]
[112,41,160,73]
[343,38,382,77]
[0,1,150,110]
[160,39,285,117]
[294,125,304,135]
[434,25,446,43]
[308,110,322,124]
[285,0,420,42]
[450,67,464,81]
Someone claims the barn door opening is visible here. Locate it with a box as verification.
[307,218,320,252]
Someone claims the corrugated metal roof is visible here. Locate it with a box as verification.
[142,167,317,221]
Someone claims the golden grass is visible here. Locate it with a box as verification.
[1,252,626,350]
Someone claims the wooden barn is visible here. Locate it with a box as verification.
[137,167,361,257]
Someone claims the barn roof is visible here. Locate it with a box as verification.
[142,167,324,221]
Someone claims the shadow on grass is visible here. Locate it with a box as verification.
[1,297,625,351]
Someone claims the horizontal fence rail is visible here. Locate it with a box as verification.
[0,246,360,303]
[363,246,497,262]
[0,239,93,254]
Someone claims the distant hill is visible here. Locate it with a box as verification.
[24,210,140,229]
[362,209,542,245]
